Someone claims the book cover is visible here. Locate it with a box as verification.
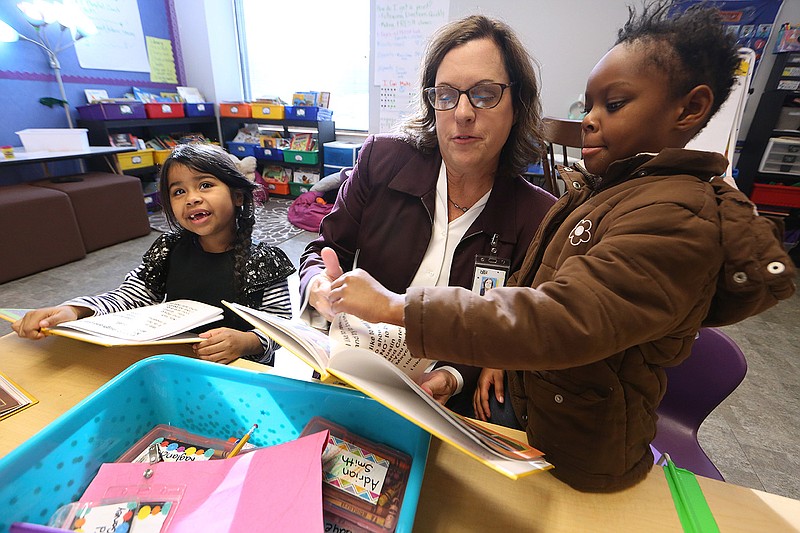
[223,302,552,480]
[0,300,222,347]
[0,369,38,421]
[290,133,313,151]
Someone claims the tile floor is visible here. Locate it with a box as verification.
[1,229,798,500]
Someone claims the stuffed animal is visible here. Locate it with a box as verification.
[228,153,257,183]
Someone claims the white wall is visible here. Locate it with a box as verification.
[175,0,791,145]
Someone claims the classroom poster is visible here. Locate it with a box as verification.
[74,0,151,72]
[146,36,178,84]
[374,0,449,132]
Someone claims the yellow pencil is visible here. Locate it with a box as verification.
[228,423,258,458]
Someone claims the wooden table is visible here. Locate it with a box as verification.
[1,333,798,532]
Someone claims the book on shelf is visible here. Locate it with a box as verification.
[289,133,314,151]
[108,133,138,148]
[0,369,38,421]
[0,300,223,347]
[223,302,553,480]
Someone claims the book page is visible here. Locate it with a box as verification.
[225,302,331,374]
[326,347,552,480]
[56,300,223,342]
[330,314,434,381]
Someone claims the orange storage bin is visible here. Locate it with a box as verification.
[220,103,252,118]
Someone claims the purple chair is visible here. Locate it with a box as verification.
[651,327,747,481]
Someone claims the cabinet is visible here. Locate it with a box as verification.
[737,51,800,209]
[77,116,221,174]
[220,116,335,196]
[77,116,220,210]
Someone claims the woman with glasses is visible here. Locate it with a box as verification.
[298,15,554,422]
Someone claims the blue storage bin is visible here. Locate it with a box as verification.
[324,141,362,167]
[0,355,429,531]
[285,106,333,121]
[254,146,284,161]
[184,102,215,117]
[227,142,258,157]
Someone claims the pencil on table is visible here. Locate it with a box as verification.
[228,423,258,457]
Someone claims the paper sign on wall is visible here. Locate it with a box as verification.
[146,36,178,84]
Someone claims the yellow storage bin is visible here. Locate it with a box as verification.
[117,149,155,170]
[252,104,285,119]
[154,149,172,165]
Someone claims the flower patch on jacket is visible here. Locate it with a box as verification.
[569,219,592,246]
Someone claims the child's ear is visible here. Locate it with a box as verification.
[675,85,714,133]
[234,191,244,207]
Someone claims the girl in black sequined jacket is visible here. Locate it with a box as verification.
[13,144,294,365]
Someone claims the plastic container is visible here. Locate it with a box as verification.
[116,149,155,170]
[290,182,312,197]
[227,142,258,157]
[76,102,146,121]
[15,129,90,152]
[0,355,429,532]
[750,183,800,208]
[285,106,333,121]
[183,102,215,117]
[283,149,319,165]
[253,146,284,161]
[220,102,252,118]
[144,103,185,119]
[324,141,362,167]
[252,104,285,120]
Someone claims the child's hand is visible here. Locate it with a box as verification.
[416,369,458,405]
[473,368,505,421]
[193,328,262,365]
[12,305,86,340]
[308,247,344,321]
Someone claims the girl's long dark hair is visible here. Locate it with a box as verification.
[159,143,258,297]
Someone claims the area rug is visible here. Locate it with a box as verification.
[148,197,305,246]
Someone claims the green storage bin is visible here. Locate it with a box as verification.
[283,149,319,165]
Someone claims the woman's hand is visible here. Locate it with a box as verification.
[473,368,505,421]
[307,247,344,321]
[12,305,87,340]
[193,328,262,365]
[417,369,459,405]
[329,269,405,326]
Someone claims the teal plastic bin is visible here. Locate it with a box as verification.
[0,355,430,531]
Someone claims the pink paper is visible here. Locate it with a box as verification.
[80,430,329,531]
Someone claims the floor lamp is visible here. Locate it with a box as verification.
[0,2,97,129]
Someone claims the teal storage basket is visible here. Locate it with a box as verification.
[0,355,430,531]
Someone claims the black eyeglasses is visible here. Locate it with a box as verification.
[424,82,514,111]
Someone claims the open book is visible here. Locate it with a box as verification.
[224,302,553,480]
[0,300,223,347]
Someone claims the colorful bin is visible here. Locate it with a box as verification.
[252,104,285,120]
[283,149,319,165]
[264,178,290,195]
[227,142,258,157]
[751,183,800,208]
[285,106,333,121]
[220,102,252,118]
[76,102,146,121]
[183,102,215,117]
[0,355,429,532]
[116,148,155,170]
[254,146,284,161]
[290,181,312,197]
[144,102,185,119]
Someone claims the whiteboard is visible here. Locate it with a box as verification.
[374,0,449,132]
[75,0,150,73]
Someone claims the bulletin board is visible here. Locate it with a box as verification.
[0,0,184,90]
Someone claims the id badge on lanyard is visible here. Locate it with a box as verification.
[472,233,510,295]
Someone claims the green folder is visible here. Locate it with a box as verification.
[660,454,720,533]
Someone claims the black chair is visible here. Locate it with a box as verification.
[541,117,582,196]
